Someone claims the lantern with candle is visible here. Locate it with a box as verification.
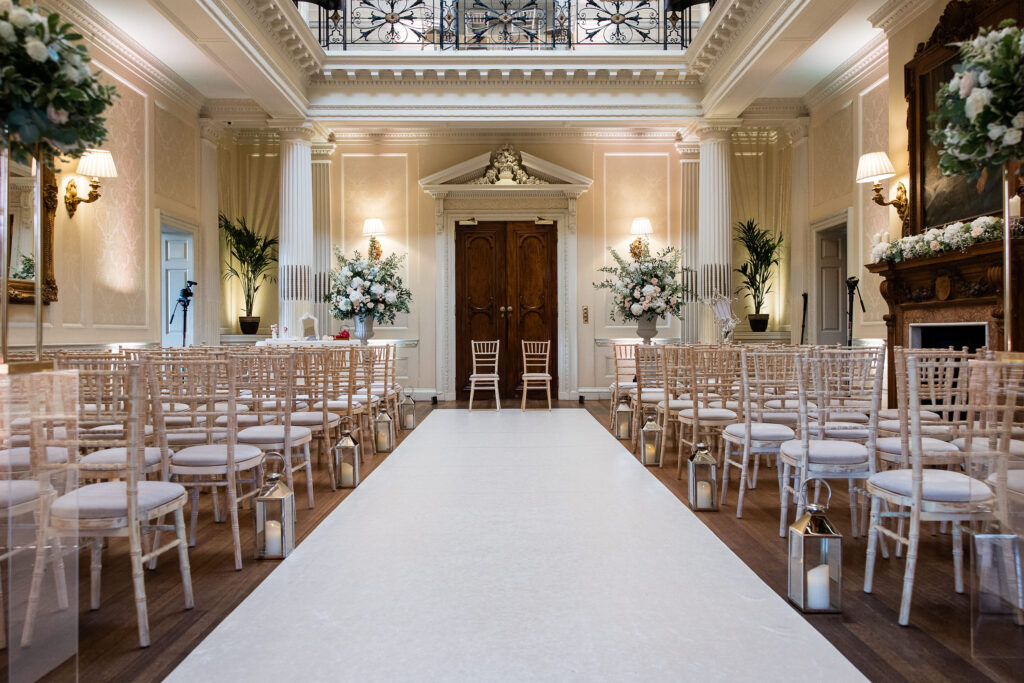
[333,416,360,489]
[254,456,295,560]
[614,398,633,441]
[687,442,718,511]
[639,408,662,466]
[375,410,395,453]
[788,481,842,613]
[398,388,417,430]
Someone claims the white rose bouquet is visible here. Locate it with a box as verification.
[871,215,1022,263]
[930,19,1024,177]
[0,0,117,165]
[594,246,690,322]
[326,246,412,324]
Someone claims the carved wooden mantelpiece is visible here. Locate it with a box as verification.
[866,239,1024,405]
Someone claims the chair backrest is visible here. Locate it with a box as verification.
[739,347,803,426]
[634,345,664,404]
[472,340,499,375]
[612,343,636,387]
[522,341,550,375]
[325,347,360,417]
[893,346,973,444]
[233,352,298,448]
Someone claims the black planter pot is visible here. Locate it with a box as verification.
[748,314,769,332]
[238,316,261,335]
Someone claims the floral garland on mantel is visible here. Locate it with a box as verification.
[871,216,1023,264]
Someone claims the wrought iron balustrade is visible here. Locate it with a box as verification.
[294,0,714,50]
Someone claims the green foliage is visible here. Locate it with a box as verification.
[0,1,118,166]
[10,251,33,279]
[219,214,278,317]
[733,218,784,315]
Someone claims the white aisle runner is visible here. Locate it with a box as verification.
[169,410,864,682]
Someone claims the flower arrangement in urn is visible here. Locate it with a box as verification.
[0,0,117,165]
[593,245,690,344]
[326,246,412,343]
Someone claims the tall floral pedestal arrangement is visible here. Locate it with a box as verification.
[593,242,691,344]
[930,19,1024,351]
[326,241,412,345]
[0,0,116,366]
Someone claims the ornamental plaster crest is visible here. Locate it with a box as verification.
[467,145,549,185]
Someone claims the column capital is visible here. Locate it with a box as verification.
[199,118,225,144]
[312,140,336,161]
[780,117,811,145]
[270,119,316,143]
[696,118,742,142]
[674,130,700,157]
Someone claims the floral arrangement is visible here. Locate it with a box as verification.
[929,19,1024,177]
[593,246,690,322]
[326,246,412,324]
[871,215,1023,263]
[0,0,117,165]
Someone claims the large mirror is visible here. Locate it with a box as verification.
[6,161,58,304]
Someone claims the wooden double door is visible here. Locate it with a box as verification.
[455,221,558,399]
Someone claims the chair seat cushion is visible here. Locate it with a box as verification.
[237,425,312,444]
[164,415,207,427]
[807,421,871,440]
[658,399,695,411]
[11,427,69,447]
[610,381,637,390]
[51,481,186,520]
[822,411,870,425]
[762,412,799,425]
[679,408,737,422]
[869,469,992,503]
[631,393,667,403]
[171,444,264,468]
[315,400,363,411]
[878,408,941,422]
[0,447,69,470]
[724,422,794,441]
[161,402,190,413]
[213,402,249,414]
[86,424,154,437]
[953,437,1024,456]
[215,413,267,428]
[166,429,226,447]
[522,373,551,379]
[876,436,960,456]
[470,373,499,380]
[0,480,45,508]
[986,470,1024,493]
[780,439,869,465]
[80,447,163,469]
[289,411,341,426]
[878,420,955,439]
[765,399,813,410]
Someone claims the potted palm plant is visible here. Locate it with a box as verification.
[220,214,278,334]
[733,218,784,332]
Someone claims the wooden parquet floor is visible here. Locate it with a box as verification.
[21,400,1023,681]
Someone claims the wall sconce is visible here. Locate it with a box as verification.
[856,152,908,229]
[630,216,653,261]
[362,218,384,260]
[65,149,117,218]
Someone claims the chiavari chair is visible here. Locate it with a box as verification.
[653,345,687,465]
[368,344,401,418]
[521,340,552,411]
[469,340,500,411]
[608,343,636,428]
[631,345,665,452]
[289,348,344,480]
[676,345,741,479]
[864,353,996,626]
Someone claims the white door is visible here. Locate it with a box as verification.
[815,226,847,346]
[161,229,194,347]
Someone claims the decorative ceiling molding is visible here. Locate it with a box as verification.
[868,0,937,35]
[232,129,281,144]
[199,98,269,125]
[239,0,323,75]
[684,0,771,81]
[323,127,687,144]
[803,32,888,111]
[51,0,204,113]
[311,68,694,89]
[740,97,809,122]
[696,118,743,141]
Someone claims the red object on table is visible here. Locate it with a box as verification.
[339,330,350,340]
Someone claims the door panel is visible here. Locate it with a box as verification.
[815,228,847,346]
[161,232,193,347]
[455,221,558,400]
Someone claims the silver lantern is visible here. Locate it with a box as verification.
[687,442,718,511]
[255,457,295,560]
[399,388,417,430]
[639,409,662,466]
[788,482,841,613]
[333,415,361,489]
[614,398,633,440]
[375,409,395,453]
[970,532,1023,658]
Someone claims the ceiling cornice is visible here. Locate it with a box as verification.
[320,127,687,144]
[200,98,269,125]
[803,32,888,111]
[868,0,936,35]
[740,97,809,122]
[684,0,771,81]
[240,0,322,75]
[50,0,205,113]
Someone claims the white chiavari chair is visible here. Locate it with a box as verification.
[676,345,741,479]
[631,345,665,453]
[521,340,552,411]
[469,340,500,411]
[608,343,636,428]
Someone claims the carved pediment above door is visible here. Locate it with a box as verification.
[419,145,593,197]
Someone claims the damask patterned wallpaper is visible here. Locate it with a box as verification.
[859,79,890,323]
[811,105,854,208]
[154,105,197,210]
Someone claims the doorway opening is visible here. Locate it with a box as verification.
[454,221,558,400]
[161,226,195,347]
[814,224,847,346]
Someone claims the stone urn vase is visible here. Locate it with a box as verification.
[353,315,375,344]
[636,313,659,344]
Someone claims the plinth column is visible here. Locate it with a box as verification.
[199,119,222,344]
[277,126,315,334]
[697,120,740,342]
[312,141,335,334]
[786,118,810,343]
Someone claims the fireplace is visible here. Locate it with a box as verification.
[909,322,987,352]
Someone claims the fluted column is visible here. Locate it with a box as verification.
[786,118,810,343]
[697,119,740,342]
[311,141,335,334]
[198,119,222,344]
[277,126,315,334]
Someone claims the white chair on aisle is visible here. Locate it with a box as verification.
[521,341,552,411]
[469,340,500,411]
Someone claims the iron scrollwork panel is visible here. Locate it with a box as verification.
[348,0,441,46]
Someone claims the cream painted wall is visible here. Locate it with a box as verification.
[9,34,202,348]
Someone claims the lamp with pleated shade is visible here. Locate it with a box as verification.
[363,218,384,260]
[65,149,118,218]
[856,152,909,229]
[629,217,654,260]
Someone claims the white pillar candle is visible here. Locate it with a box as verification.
[806,563,831,609]
[340,462,355,487]
[696,481,712,508]
[404,411,415,429]
[643,442,657,465]
[265,520,283,557]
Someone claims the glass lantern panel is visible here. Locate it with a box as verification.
[971,533,1024,660]
[788,530,805,607]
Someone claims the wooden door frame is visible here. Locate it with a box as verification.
[437,209,578,401]
[807,208,852,345]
